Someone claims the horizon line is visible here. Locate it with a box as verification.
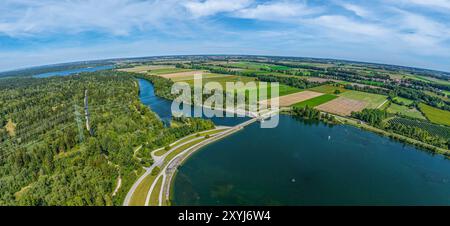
[1,54,449,76]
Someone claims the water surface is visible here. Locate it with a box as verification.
[172,116,450,205]
[138,78,249,126]
[33,65,113,78]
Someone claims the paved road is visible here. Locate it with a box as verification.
[151,118,259,206]
[123,109,282,206]
[122,127,230,206]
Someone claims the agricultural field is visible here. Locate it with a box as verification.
[155,70,207,80]
[277,84,302,96]
[419,103,450,127]
[339,90,388,109]
[315,97,367,116]
[393,96,414,105]
[171,73,230,82]
[444,90,450,98]
[148,68,194,75]
[406,74,450,86]
[292,94,338,108]
[265,91,323,107]
[118,65,174,73]
[308,84,347,94]
[386,103,426,120]
[387,117,450,140]
[171,73,301,98]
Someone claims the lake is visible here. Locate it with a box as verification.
[138,78,450,205]
[33,65,114,78]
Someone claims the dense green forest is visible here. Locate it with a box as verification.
[0,71,214,205]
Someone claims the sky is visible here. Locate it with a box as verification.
[1,0,450,72]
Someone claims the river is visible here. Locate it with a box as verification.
[138,78,450,205]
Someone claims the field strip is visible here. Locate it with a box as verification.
[377,99,388,109]
[157,70,206,79]
[316,96,367,116]
[171,73,232,82]
[261,91,324,107]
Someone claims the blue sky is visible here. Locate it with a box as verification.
[1,0,450,72]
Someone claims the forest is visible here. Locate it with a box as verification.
[0,71,214,205]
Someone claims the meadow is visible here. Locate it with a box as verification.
[386,103,426,120]
[292,94,338,108]
[149,68,194,75]
[393,96,414,105]
[308,84,347,94]
[339,90,387,109]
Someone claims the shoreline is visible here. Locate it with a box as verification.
[285,110,449,156]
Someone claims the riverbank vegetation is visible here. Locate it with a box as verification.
[351,109,448,150]
[291,106,338,124]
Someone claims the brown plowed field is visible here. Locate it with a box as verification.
[315,97,367,116]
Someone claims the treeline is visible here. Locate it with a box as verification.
[182,64,322,89]
[388,87,450,111]
[350,109,448,149]
[291,106,337,124]
[135,73,176,100]
[351,109,388,125]
[0,71,215,206]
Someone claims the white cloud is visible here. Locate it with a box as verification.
[339,3,372,18]
[1,0,450,72]
[183,0,252,18]
[0,0,186,36]
[308,15,389,37]
[233,1,321,21]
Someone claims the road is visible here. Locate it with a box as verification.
[123,107,282,206]
[122,126,231,206]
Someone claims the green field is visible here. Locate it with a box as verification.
[292,94,338,108]
[170,73,230,82]
[228,61,267,70]
[387,117,450,139]
[444,90,450,97]
[408,74,450,86]
[154,128,227,156]
[419,103,450,126]
[185,75,255,87]
[129,174,156,206]
[181,74,301,98]
[387,103,426,120]
[228,61,292,71]
[339,90,388,109]
[393,96,414,105]
[277,84,302,96]
[308,84,347,94]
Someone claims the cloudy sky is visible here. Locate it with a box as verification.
[1,0,450,72]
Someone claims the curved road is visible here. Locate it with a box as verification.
[123,126,230,206]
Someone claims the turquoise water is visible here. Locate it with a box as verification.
[33,65,113,78]
[138,78,450,205]
[172,116,450,205]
